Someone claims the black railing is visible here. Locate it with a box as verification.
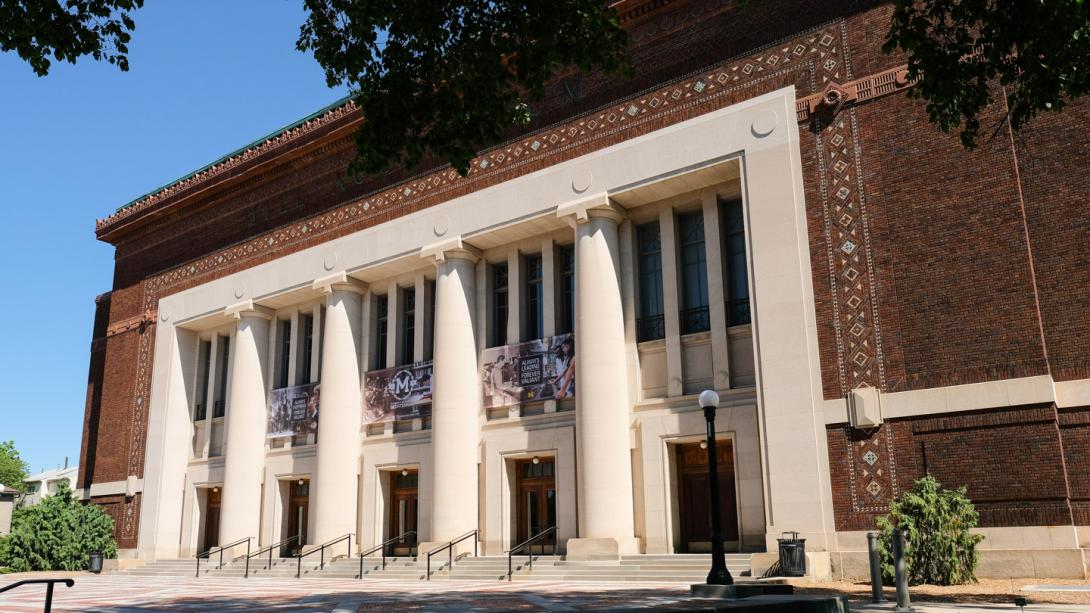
[425,530,478,580]
[506,526,556,581]
[357,531,417,578]
[296,533,352,578]
[0,579,74,613]
[247,534,301,571]
[196,536,252,578]
[637,314,665,342]
[680,306,711,334]
[728,299,751,327]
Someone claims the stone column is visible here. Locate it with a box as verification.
[311,273,366,547]
[421,238,481,553]
[558,194,638,559]
[219,301,273,550]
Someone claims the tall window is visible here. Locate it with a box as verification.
[678,211,710,334]
[401,287,416,365]
[524,254,543,340]
[299,313,315,383]
[722,200,751,326]
[491,262,508,346]
[276,319,292,389]
[636,222,665,341]
[194,340,211,421]
[214,335,230,418]
[375,295,389,369]
[558,245,575,335]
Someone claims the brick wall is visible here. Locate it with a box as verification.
[828,405,1078,532]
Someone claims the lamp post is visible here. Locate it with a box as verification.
[700,389,733,586]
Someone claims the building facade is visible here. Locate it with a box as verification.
[22,465,78,506]
[79,0,1090,578]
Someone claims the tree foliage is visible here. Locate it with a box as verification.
[0,482,117,572]
[297,0,631,177]
[0,440,28,493]
[0,0,143,76]
[884,0,1090,148]
[876,475,984,586]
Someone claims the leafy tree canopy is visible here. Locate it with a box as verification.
[297,0,631,177]
[876,475,984,586]
[0,0,143,76]
[0,440,28,493]
[884,0,1090,148]
[0,482,117,572]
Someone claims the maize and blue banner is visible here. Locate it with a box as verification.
[480,333,575,410]
[266,382,320,439]
[363,361,433,423]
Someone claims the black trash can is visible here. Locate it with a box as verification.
[777,532,806,577]
[88,551,104,574]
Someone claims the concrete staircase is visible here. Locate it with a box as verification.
[121,553,753,582]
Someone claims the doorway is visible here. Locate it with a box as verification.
[676,440,739,553]
[201,487,221,555]
[514,458,556,553]
[284,480,309,556]
[387,470,418,556]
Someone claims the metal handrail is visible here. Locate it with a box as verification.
[425,529,478,580]
[296,533,353,578]
[248,534,301,570]
[0,579,74,613]
[196,536,252,578]
[357,530,417,577]
[506,526,556,580]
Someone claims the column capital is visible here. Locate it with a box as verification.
[224,300,275,321]
[312,271,368,295]
[421,236,482,264]
[556,192,626,225]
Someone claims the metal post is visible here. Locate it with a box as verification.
[893,529,913,612]
[244,540,250,578]
[219,548,223,571]
[703,403,733,585]
[44,582,54,613]
[867,532,884,602]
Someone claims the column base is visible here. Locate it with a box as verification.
[564,537,640,560]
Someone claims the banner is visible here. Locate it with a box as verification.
[363,361,433,423]
[267,382,320,439]
[480,333,575,409]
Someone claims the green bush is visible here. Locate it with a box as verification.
[876,475,983,586]
[0,482,117,572]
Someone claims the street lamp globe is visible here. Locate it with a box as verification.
[698,389,720,409]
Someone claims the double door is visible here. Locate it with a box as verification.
[285,480,309,556]
[387,470,418,556]
[515,458,556,553]
[201,487,221,554]
[676,441,739,553]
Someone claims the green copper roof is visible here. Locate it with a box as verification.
[115,94,354,214]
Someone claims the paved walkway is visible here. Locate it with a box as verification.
[3,574,1087,612]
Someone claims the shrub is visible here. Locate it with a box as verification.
[876,475,983,586]
[0,482,117,572]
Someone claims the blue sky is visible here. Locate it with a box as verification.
[0,1,346,477]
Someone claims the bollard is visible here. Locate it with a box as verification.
[867,532,884,603]
[892,529,913,612]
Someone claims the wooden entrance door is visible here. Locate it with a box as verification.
[676,440,739,553]
[387,471,418,556]
[286,481,309,556]
[201,487,221,554]
[515,458,556,553]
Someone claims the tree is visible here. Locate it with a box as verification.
[0,441,28,493]
[876,475,984,586]
[297,0,631,177]
[0,0,143,76]
[0,482,117,572]
[883,0,1090,148]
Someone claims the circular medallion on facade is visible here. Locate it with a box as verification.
[571,170,593,194]
[323,251,338,271]
[159,304,170,322]
[751,110,778,138]
[233,282,246,299]
[433,214,450,237]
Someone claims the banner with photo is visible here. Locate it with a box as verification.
[266,382,320,439]
[363,361,433,423]
[480,333,575,409]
